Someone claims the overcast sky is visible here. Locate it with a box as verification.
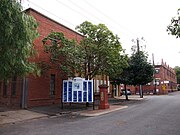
[22,0,180,68]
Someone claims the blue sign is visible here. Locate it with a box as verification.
[63,77,93,103]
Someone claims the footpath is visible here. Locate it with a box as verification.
[0,95,144,125]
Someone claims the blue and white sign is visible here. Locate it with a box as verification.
[63,77,93,103]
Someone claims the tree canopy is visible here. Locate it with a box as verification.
[42,32,80,78]
[128,51,154,86]
[113,48,154,99]
[0,0,39,80]
[167,9,180,38]
[174,66,180,84]
[76,21,128,79]
[43,21,128,80]
[127,49,154,98]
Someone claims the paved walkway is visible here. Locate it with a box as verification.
[0,95,145,125]
[0,110,47,125]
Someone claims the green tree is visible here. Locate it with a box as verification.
[42,32,81,78]
[76,21,128,80]
[0,0,39,80]
[167,9,180,38]
[114,65,131,100]
[128,50,154,98]
[114,38,153,99]
[174,66,180,84]
[43,21,128,81]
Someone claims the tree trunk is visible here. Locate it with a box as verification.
[139,85,143,98]
[124,84,129,100]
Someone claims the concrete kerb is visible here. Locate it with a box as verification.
[79,105,128,117]
[114,95,146,100]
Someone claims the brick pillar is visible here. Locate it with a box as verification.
[99,85,110,109]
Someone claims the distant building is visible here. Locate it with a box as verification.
[136,60,177,94]
[110,60,177,97]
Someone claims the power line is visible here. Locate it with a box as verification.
[29,0,125,39]
[28,0,136,40]
[83,0,137,37]
[55,0,134,39]
[51,0,137,53]
[67,0,104,23]
[23,0,86,39]
[25,0,140,49]
[28,0,76,28]
[66,0,133,40]
[55,0,94,23]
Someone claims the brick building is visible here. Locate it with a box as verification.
[134,60,177,95]
[109,60,177,97]
[1,8,176,108]
[0,8,83,108]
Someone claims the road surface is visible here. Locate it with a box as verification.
[1,91,180,135]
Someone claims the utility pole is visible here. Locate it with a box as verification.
[136,38,143,98]
[137,38,140,54]
[152,53,156,94]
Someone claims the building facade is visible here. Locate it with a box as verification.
[0,8,83,108]
[137,60,177,94]
[0,8,177,108]
[109,60,177,97]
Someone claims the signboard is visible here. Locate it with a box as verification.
[164,81,169,84]
[162,84,166,90]
[63,77,93,103]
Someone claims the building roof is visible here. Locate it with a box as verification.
[24,8,83,37]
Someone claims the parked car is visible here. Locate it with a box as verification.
[177,85,180,91]
[120,89,131,95]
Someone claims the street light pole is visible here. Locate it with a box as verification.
[136,38,143,98]
[152,53,156,95]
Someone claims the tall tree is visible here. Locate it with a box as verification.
[76,21,128,80]
[128,51,154,98]
[115,65,131,100]
[0,0,39,80]
[167,8,180,38]
[174,66,180,84]
[43,21,128,81]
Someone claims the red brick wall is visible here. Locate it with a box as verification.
[0,8,83,108]
[26,8,83,107]
[0,78,23,107]
[135,63,177,95]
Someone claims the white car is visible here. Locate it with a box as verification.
[121,89,131,95]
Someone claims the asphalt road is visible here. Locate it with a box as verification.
[1,92,180,135]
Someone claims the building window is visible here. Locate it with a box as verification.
[11,76,17,96]
[50,74,55,96]
[155,69,159,74]
[3,80,7,96]
[154,79,160,86]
